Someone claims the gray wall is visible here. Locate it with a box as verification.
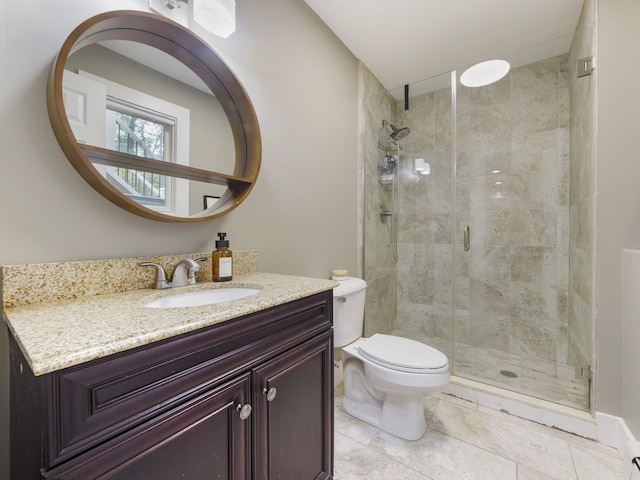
[597,0,640,436]
[0,0,359,476]
[0,0,359,275]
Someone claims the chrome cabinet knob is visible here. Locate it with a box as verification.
[262,387,277,402]
[237,403,252,420]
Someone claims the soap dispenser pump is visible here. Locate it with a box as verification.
[212,232,233,282]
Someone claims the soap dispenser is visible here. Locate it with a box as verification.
[212,232,233,282]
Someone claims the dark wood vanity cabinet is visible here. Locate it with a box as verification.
[9,291,334,480]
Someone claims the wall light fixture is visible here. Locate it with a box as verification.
[193,0,236,38]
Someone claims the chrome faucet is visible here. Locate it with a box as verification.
[138,258,202,289]
[172,258,200,287]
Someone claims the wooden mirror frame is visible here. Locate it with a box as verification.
[47,10,261,222]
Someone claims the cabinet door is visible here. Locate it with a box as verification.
[253,331,333,480]
[45,375,252,480]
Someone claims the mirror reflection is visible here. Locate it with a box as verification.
[64,41,234,216]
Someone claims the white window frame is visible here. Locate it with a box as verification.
[78,70,190,217]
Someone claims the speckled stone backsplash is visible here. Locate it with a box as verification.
[1,251,258,309]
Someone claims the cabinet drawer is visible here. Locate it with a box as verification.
[44,291,332,467]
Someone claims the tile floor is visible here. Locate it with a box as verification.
[334,388,623,480]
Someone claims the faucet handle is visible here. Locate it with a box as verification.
[138,262,170,289]
[171,258,201,287]
[185,259,201,285]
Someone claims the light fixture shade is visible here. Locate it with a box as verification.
[460,59,510,87]
[192,0,236,38]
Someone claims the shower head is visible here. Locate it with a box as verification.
[379,120,410,152]
[388,123,411,141]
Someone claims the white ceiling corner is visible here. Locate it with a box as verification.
[303,0,584,95]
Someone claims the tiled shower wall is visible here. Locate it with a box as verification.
[361,64,398,337]
[567,0,597,377]
[393,78,454,360]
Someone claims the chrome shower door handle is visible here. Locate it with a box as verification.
[463,225,470,252]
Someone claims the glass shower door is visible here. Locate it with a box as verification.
[452,56,590,410]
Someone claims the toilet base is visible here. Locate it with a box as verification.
[343,358,428,441]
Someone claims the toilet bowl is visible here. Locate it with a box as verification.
[333,277,450,440]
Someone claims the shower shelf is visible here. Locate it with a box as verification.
[378,141,402,152]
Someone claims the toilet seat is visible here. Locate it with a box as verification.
[358,334,448,373]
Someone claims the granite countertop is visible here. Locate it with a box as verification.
[3,272,338,376]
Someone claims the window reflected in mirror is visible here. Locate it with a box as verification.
[63,41,235,216]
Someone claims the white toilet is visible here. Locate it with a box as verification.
[333,277,450,440]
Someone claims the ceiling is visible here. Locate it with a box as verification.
[303,0,584,98]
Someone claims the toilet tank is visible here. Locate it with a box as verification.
[332,277,367,348]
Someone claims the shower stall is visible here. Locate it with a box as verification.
[361,25,596,411]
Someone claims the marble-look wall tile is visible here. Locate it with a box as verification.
[364,274,396,337]
[568,289,592,365]
[509,282,567,323]
[569,246,593,306]
[511,130,562,173]
[567,0,596,373]
[510,247,560,284]
[468,138,511,177]
[361,63,399,335]
[569,196,594,252]
[510,57,561,99]
[469,279,510,316]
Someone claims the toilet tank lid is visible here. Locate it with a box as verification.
[333,276,367,296]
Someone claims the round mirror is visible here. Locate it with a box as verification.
[47,10,261,222]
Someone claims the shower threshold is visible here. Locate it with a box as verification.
[443,375,596,440]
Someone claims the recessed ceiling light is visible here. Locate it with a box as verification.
[460,60,510,87]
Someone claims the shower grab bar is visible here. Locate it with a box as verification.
[463,225,470,251]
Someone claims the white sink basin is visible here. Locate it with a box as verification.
[144,287,261,308]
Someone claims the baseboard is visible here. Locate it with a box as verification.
[596,411,637,456]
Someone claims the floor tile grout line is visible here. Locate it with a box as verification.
[334,430,436,480]
[427,399,580,479]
